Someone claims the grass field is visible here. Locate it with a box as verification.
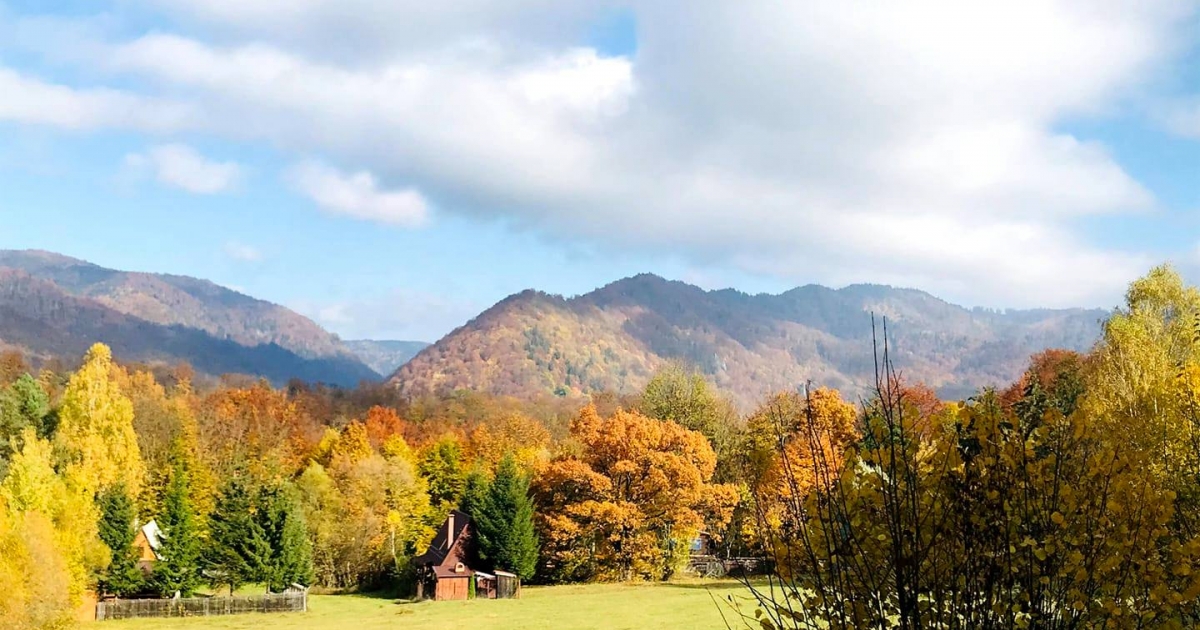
[103,580,756,630]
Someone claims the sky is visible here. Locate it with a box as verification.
[3,1,1200,342]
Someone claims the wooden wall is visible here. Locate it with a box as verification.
[435,576,470,601]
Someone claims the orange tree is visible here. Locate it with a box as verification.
[534,405,737,582]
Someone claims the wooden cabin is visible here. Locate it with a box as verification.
[414,510,477,601]
[413,510,524,601]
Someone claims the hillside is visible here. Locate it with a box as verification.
[0,251,378,386]
[344,340,430,376]
[391,274,1108,407]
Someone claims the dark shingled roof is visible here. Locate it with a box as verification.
[414,509,472,566]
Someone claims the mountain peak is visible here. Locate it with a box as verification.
[0,249,93,271]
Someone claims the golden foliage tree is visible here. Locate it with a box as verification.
[55,343,145,499]
[535,406,737,582]
[297,432,433,588]
[1081,265,1200,537]
[123,371,216,523]
[2,429,107,613]
[468,412,551,473]
[0,504,73,630]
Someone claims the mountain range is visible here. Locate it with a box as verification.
[391,274,1108,408]
[0,250,1110,404]
[0,250,379,386]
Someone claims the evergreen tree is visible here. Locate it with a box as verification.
[475,453,539,580]
[459,466,489,519]
[0,374,50,474]
[10,374,50,438]
[96,483,144,596]
[259,485,313,592]
[204,478,270,595]
[153,453,202,597]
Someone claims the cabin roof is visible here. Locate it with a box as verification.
[140,520,164,559]
[414,509,472,567]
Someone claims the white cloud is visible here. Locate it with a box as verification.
[0,67,193,131]
[286,161,429,227]
[5,1,1195,307]
[125,144,242,194]
[222,241,262,262]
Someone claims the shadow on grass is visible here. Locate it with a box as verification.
[314,589,410,602]
[658,581,752,591]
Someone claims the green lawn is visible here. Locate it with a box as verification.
[102,580,757,630]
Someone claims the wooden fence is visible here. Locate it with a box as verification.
[687,555,765,577]
[95,592,306,621]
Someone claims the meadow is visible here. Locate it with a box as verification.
[102,580,753,630]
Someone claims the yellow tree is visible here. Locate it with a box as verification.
[2,428,108,610]
[55,343,145,499]
[121,370,217,522]
[468,412,551,473]
[1083,265,1200,533]
[0,503,73,630]
[745,388,858,504]
[535,406,737,582]
[296,439,433,588]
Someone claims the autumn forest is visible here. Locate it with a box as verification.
[5,264,1200,629]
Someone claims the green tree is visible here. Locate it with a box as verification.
[153,454,201,597]
[475,454,539,580]
[204,477,270,595]
[10,374,50,438]
[0,374,51,474]
[458,466,489,519]
[96,483,143,596]
[260,485,313,592]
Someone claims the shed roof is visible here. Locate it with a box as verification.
[433,566,473,578]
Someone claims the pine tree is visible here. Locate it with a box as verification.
[475,453,539,580]
[153,452,201,597]
[96,483,144,596]
[259,486,313,592]
[0,374,50,474]
[459,467,489,519]
[204,478,270,595]
[10,374,50,438]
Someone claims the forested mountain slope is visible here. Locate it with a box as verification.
[391,274,1107,407]
[0,251,377,385]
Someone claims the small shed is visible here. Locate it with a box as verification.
[414,510,477,601]
[493,570,521,599]
[133,520,163,575]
